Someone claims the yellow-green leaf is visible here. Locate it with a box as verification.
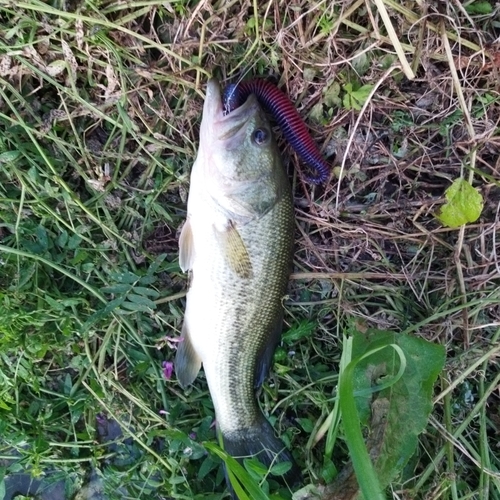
[343,83,374,111]
[437,178,483,228]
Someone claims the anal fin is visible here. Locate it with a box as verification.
[254,312,283,388]
[175,321,201,388]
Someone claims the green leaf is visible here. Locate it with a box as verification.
[80,296,125,332]
[132,286,160,299]
[437,178,483,227]
[111,271,140,284]
[343,83,374,111]
[0,398,11,410]
[0,150,21,163]
[56,229,68,247]
[320,457,337,483]
[309,102,324,124]
[67,234,82,250]
[121,301,152,313]
[465,1,493,14]
[298,418,314,433]
[282,320,316,344]
[70,249,89,265]
[198,456,217,480]
[204,442,270,500]
[138,274,156,286]
[338,342,391,500]
[269,460,292,477]
[126,293,157,309]
[243,457,268,476]
[101,284,132,295]
[352,52,370,75]
[146,253,168,276]
[344,329,445,493]
[323,81,341,107]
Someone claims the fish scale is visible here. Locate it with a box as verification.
[202,197,294,434]
[175,78,300,496]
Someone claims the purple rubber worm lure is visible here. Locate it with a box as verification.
[223,79,330,184]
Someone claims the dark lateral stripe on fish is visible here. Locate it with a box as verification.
[223,79,330,184]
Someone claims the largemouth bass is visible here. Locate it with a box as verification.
[175,78,299,492]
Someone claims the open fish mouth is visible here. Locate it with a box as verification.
[202,79,260,142]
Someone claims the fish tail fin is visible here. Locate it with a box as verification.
[222,416,300,497]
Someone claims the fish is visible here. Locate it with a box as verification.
[175,78,299,494]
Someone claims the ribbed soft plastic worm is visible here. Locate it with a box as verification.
[223,79,330,184]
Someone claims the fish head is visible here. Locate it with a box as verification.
[195,78,286,219]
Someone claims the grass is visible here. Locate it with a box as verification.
[1,0,500,498]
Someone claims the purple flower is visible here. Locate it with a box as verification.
[162,360,174,380]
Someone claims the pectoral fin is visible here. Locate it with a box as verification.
[175,322,201,388]
[215,222,253,279]
[179,219,194,272]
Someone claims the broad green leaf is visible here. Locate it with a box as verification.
[437,178,483,227]
[198,456,217,480]
[67,234,82,250]
[0,150,21,163]
[298,418,315,433]
[44,295,82,311]
[338,342,391,500]
[168,476,187,485]
[101,297,126,315]
[320,456,337,483]
[270,460,292,476]
[70,249,89,265]
[349,329,445,490]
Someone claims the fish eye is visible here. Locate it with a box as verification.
[252,128,269,145]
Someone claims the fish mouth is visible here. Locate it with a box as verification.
[202,78,260,142]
